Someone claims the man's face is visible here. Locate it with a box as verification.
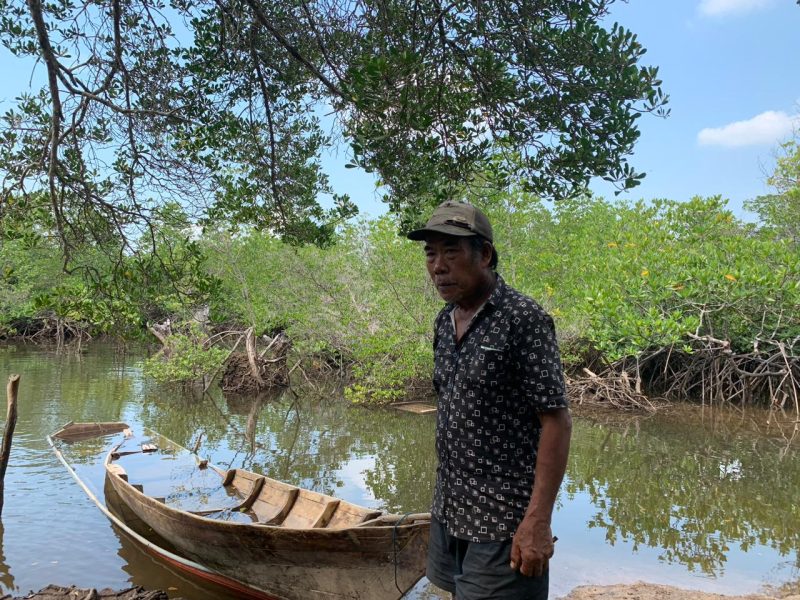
[423,234,491,305]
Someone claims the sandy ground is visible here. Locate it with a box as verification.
[560,583,800,600]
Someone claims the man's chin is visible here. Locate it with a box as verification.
[436,287,457,302]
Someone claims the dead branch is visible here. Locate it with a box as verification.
[245,327,267,388]
[220,329,290,394]
[567,368,657,413]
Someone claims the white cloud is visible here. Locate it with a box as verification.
[697,111,800,148]
[698,0,774,17]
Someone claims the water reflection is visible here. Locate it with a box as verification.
[138,383,437,513]
[0,343,798,598]
[104,480,241,600]
[224,389,283,463]
[113,522,225,600]
[0,524,16,593]
[565,408,800,577]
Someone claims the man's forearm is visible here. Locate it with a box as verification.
[525,408,572,523]
[510,407,572,575]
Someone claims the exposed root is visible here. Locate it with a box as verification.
[219,329,290,394]
[2,316,91,350]
[567,368,658,412]
[577,336,800,416]
[632,337,799,413]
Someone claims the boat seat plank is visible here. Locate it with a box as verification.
[218,469,268,509]
[235,475,265,511]
[325,502,383,529]
[253,479,299,525]
[223,469,262,496]
[279,489,340,529]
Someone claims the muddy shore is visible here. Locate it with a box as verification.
[560,582,800,600]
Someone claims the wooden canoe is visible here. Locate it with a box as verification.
[51,422,430,600]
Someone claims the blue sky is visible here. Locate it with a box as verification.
[327,0,800,218]
[592,0,800,218]
[2,0,799,220]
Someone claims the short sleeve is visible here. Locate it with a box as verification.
[512,306,568,411]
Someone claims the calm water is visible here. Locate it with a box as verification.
[0,343,798,599]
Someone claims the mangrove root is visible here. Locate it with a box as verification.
[567,369,657,412]
[585,336,800,414]
[220,330,290,394]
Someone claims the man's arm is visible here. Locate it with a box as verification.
[510,407,572,577]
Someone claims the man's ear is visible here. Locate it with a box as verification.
[481,241,494,267]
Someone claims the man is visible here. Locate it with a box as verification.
[407,200,572,599]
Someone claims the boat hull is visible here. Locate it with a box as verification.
[102,430,429,600]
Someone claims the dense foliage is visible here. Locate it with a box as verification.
[143,324,230,384]
[0,198,215,339]
[202,217,438,402]
[1,0,666,265]
[2,124,798,404]
[4,184,797,406]
[745,137,800,246]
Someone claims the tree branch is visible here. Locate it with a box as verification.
[242,0,347,100]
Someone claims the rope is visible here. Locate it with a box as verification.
[393,512,414,594]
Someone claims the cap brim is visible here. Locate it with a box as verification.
[406,224,480,241]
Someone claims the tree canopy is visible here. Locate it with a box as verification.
[745,133,800,246]
[1,0,668,259]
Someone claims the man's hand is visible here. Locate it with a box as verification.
[509,515,554,577]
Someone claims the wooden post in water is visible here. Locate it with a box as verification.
[0,375,20,519]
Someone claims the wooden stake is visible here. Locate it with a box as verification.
[0,375,20,519]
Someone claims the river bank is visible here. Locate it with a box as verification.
[561,582,800,600]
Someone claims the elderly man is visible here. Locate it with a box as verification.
[407,201,572,600]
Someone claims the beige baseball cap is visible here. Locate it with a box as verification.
[406,201,494,242]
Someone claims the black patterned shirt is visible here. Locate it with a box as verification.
[431,274,568,543]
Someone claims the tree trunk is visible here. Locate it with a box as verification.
[245,327,266,388]
[0,375,20,518]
